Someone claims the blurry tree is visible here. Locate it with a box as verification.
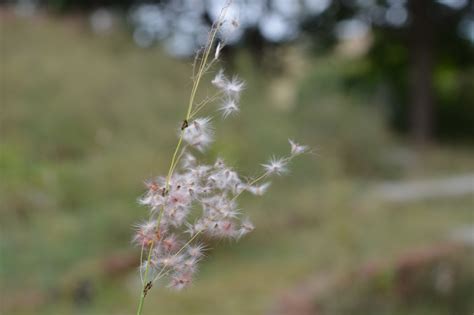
[302,0,474,144]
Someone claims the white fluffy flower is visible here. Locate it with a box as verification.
[218,98,239,118]
[188,243,206,259]
[211,69,227,89]
[237,218,254,239]
[182,117,214,152]
[224,76,245,96]
[212,69,245,97]
[262,156,288,175]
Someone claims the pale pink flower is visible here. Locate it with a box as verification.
[168,271,193,290]
[188,243,206,259]
[133,220,161,247]
[133,17,308,294]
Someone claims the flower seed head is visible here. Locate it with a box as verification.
[161,234,181,253]
[132,220,157,247]
[211,69,227,89]
[211,69,245,98]
[262,156,288,176]
[158,253,184,269]
[188,243,206,259]
[168,271,193,290]
[289,139,308,156]
[182,117,214,152]
[219,98,240,118]
[225,76,245,96]
[237,218,255,239]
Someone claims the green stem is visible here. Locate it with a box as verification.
[189,91,224,119]
[136,293,145,315]
[231,171,270,203]
[135,6,229,315]
[136,242,154,315]
[166,135,184,191]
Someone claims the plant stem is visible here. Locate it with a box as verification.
[136,242,154,315]
[136,292,145,315]
[231,172,270,203]
[189,91,224,119]
[135,6,229,314]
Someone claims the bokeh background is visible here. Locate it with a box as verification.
[1,0,474,314]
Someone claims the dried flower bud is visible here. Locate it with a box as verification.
[214,41,223,60]
[289,139,308,156]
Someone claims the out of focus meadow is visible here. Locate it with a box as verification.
[1,1,474,315]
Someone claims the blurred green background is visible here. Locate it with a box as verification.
[1,1,474,314]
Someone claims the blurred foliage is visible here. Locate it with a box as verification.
[354,26,474,141]
[1,13,474,315]
[320,250,474,315]
[33,0,474,141]
[301,0,474,141]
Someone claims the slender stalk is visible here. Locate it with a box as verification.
[136,242,155,315]
[169,145,188,179]
[139,244,145,284]
[231,172,270,203]
[189,91,224,119]
[136,292,145,315]
[135,6,229,315]
[230,155,295,202]
[186,32,218,119]
[166,135,185,191]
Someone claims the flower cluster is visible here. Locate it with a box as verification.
[133,8,307,296]
[134,136,306,290]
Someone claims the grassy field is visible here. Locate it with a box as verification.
[1,13,474,315]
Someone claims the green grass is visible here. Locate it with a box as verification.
[1,14,473,315]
